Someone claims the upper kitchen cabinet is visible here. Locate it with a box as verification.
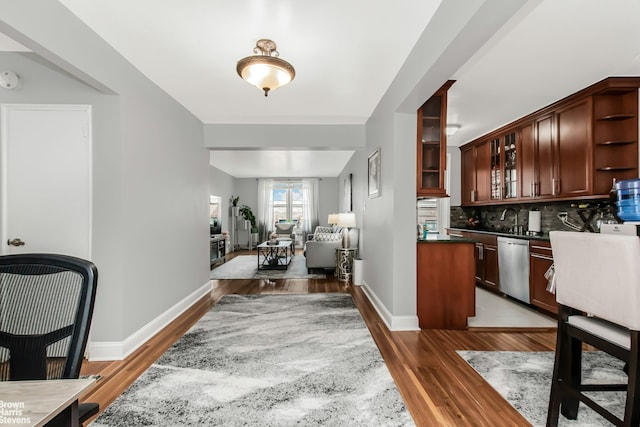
[461,76,640,206]
[555,98,592,198]
[461,139,490,204]
[592,86,639,194]
[417,80,455,197]
[462,129,517,205]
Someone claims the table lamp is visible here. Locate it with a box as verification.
[337,212,356,248]
[328,213,339,226]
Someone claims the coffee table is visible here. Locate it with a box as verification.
[257,240,293,270]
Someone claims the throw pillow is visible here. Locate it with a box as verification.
[314,233,342,242]
[314,226,334,235]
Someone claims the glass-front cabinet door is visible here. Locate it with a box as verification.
[503,131,517,199]
[490,137,501,200]
[417,80,454,197]
[489,130,518,202]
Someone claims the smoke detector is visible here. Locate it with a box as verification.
[0,71,21,89]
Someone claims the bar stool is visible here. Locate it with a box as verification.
[547,231,640,426]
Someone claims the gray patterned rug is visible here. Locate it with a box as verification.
[91,294,413,426]
[458,350,627,426]
[210,255,326,280]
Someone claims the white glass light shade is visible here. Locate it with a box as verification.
[237,39,295,97]
[328,213,339,225]
[337,212,356,228]
[237,57,294,96]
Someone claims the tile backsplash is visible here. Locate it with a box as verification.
[450,199,618,233]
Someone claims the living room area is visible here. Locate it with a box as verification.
[208,164,361,281]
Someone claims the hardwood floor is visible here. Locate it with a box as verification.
[80,250,555,426]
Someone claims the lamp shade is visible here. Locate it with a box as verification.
[337,212,356,228]
[328,213,339,225]
[237,39,295,97]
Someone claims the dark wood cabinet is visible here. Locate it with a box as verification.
[417,241,475,329]
[417,80,454,197]
[450,230,499,292]
[461,140,491,204]
[488,129,518,202]
[555,99,592,198]
[472,233,499,292]
[460,77,640,206]
[461,146,476,205]
[519,122,536,200]
[529,240,556,315]
[534,114,556,199]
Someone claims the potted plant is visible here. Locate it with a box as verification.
[239,205,259,243]
[230,195,240,217]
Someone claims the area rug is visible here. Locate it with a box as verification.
[210,255,326,280]
[458,350,628,426]
[91,294,414,426]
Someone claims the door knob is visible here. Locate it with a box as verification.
[7,238,25,247]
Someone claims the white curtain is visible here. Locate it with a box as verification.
[301,179,319,235]
[257,179,274,241]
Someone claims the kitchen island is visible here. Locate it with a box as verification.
[417,235,476,329]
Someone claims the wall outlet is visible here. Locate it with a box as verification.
[558,212,568,220]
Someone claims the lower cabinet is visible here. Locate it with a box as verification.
[467,232,499,292]
[447,230,499,292]
[480,241,499,291]
[529,239,557,315]
[210,236,226,268]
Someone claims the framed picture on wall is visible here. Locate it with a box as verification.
[344,173,352,211]
[368,147,380,198]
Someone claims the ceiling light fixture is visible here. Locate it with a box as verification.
[445,124,461,136]
[236,39,295,97]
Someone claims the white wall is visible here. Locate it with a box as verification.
[0,3,211,358]
[447,146,462,206]
[209,166,236,244]
[318,178,339,227]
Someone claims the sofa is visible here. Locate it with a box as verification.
[304,226,358,273]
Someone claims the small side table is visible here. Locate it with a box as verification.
[336,248,358,282]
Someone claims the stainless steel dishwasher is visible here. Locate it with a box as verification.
[497,237,530,304]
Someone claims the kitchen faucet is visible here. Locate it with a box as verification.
[500,207,521,233]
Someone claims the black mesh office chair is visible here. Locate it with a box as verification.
[0,253,99,425]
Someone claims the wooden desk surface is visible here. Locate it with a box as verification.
[0,377,96,427]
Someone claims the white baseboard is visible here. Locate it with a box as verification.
[358,280,420,331]
[88,281,212,361]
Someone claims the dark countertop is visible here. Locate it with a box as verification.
[417,234,476,243]
[447,227,550,241]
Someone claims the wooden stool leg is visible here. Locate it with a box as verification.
[624,332,640,426]
[547,332,564,427]
[560,333,582,420]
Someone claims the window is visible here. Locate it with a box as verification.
[273,182,303,225]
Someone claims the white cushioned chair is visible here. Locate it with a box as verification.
[547,231,640,426]
[273,223,296,254]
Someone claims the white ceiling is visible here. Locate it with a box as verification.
[4,1,640,178]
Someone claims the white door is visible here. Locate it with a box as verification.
[1,104,92,258]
